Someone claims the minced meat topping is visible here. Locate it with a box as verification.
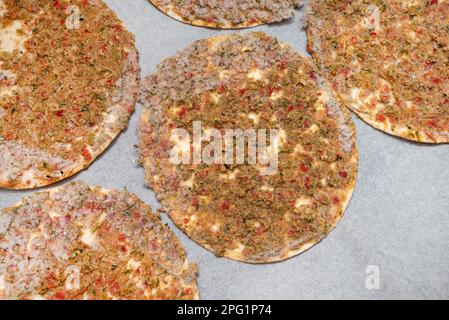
[0,0,136,166]
[0,181,198,300]
[150,0,303,28]
[307,0,449,142]
[139,33,358,263]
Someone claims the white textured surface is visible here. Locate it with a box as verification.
[0,0,448,300]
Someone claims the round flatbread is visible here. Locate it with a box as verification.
[139,32,358,263]
[0,181,199,300]
[306,0,449,143]
[148,0,304,29]
[0,0,140,189]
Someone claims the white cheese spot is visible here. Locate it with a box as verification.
[248,113,260,125]
[31,294,46,300]
[218,70,229,80]
[0,20,29,53]
[210,92,220,103]
[0,1,6,18]
[228,243,245,256]
[0,274,7,294]
[103,111,119,125]
[375,102,386,112]
[295,197,311,209]
[170,106,181,115]
[248,68,262,80]
[127,258,141,271]
[181,174,195,188]
[26,231,43,252]
[363,5,381,31]
[65,266,80,290]
[343,87,375,110]
[321,178,328,187]
[316,89,332,110]
[107,292,118,300]
[293,144,307,155]
[20,169,35,185]
[270,90,283,101]
[312,160,322,168]
[48,211,62,219]
[98,213,107,224]
[349,87,360,102]
[81,228,97,247]
[211,224,220,233]
[315,103,326,112]
[306,124,319,134]
[0,70,17,99]
[401,0,424,8]
[261,184,274,192]
[277,129,287,148]
[219,169,239,180]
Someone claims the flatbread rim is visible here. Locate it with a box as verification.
[139,33,359,264]
[305,0,449,145]
[0,21,141,190]
[148,0,298,29]
[1,181,200,300]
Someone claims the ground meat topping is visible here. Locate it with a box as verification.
[139,32,358,263]
[149,0,303,28]
[0,181,199,300]
[0,0,140,189]
[307,0,449,143]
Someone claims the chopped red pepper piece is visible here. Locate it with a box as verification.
[220,201,230,210]
[82,147,91,161]
[55,291,65,300]
[55,110,64,117]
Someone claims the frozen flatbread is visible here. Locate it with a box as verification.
[306,0,449,143]
[148,0,303,29]
[0,181,199,300]
[0,0,140,189]
[139,32,358,263]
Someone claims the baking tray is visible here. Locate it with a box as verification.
[1,0,448,300]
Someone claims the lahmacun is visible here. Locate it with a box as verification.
[0,181,199,300]
[307,0,449,143]
[148,0,303,29]
[0,0,140,189]
[139,32,358,263]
